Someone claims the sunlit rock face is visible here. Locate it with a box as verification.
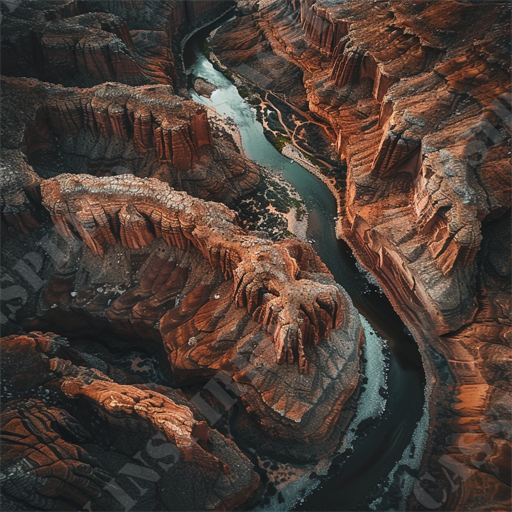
[212,1,511,510]
[31,173,363,458]
[0,170,364,509]
[1,331,260,511]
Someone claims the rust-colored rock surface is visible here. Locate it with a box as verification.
[1,0,235,89]
[1,332,260,511]
[0,75,259,230]
[212,1,511,510]
[41,173,346,373]
[26,173,363,460]
[39,12,146,87]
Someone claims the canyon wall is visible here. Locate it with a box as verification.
[1,0,234,88]
[0,75,260,233]
[212,0,511,510]
[1,3,356,508]
[37,173,362,455]
[1,331,259,511]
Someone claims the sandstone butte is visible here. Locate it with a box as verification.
[0,0,510,511]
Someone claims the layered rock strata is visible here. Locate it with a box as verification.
[1,172,363,465]
[0,76,259,233]
[212,0,511,510]
[41,174,347,373]
[0,332,259,511]
[1,0,235,88]
[0,0,366,510]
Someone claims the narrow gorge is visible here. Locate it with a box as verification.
[1,1,510,512]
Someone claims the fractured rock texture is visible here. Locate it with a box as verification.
[41,174,347,373]
[1,0,235,88]
[0,332,259,511]
[0,76,259,230]
[30,174,363,458]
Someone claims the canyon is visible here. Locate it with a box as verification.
[1,0,510,511]
[1,1,363,509]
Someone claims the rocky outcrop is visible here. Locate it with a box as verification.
[42,82,213,171]
[212,1,511,510]
[295,0,348,55]
[41,174,347,373]
[25,173,363,460]
[0,332,259,511]
[40,12,148,87]
[0,76,259,231]
[0,1,365,510]
[0,0,235,88]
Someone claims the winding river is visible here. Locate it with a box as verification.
[184,19,427,512]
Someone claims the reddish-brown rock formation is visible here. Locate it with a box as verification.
[212,1,511,510]
[1,0,235,89]
[1,332,260,511]
[0,76,259,231]
[0,170,363,463]
[41,174,345,373]
[41,82,213,171]
[22,173,363,461]
[4,0,509,509]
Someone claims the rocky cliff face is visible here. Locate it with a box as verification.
[0,75,260,232]
[1,331,259,511]
[0,173,364,509]
[212,1,511,510]
[1,0,234,88]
